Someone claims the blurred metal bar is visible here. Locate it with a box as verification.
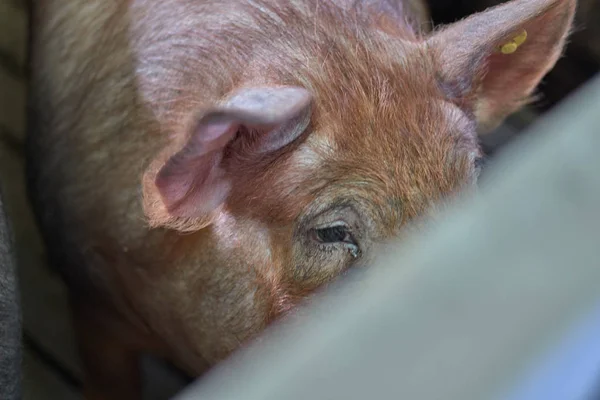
[175,72,600,400]
[505,303,600,400]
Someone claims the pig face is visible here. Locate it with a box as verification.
[137,0,575,354]
[142,58,482,319]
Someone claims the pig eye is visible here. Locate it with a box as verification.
[310,221,360,258]
[313,224,352,244]
[303,206,363,260]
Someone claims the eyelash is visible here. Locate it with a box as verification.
[313,225,353,244]
[310,224,361,259]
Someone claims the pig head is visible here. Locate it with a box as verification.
[27,0,576,386]
[126,0,576,366]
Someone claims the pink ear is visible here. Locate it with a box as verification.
[427,0,576,132]
[153,86,312,220]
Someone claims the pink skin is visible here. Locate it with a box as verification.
[26,0,576,399]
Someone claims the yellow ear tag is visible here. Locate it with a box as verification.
[500,42,518,54]
[499,29,528,54]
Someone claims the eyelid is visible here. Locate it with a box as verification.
[307,204,361,227]
[313,220,349,230]
[299,203,366,242]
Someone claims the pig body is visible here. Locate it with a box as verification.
[26,0,575,398]
[0,187,21,400]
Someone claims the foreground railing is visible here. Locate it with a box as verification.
[174,73,600,400]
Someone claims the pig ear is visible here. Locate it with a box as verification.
[427,0,576,132]
[146,86,312,227]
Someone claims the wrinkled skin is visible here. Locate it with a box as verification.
[26,0,575,398]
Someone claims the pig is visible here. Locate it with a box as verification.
[0,187,21,400]
[26,0,576,398]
